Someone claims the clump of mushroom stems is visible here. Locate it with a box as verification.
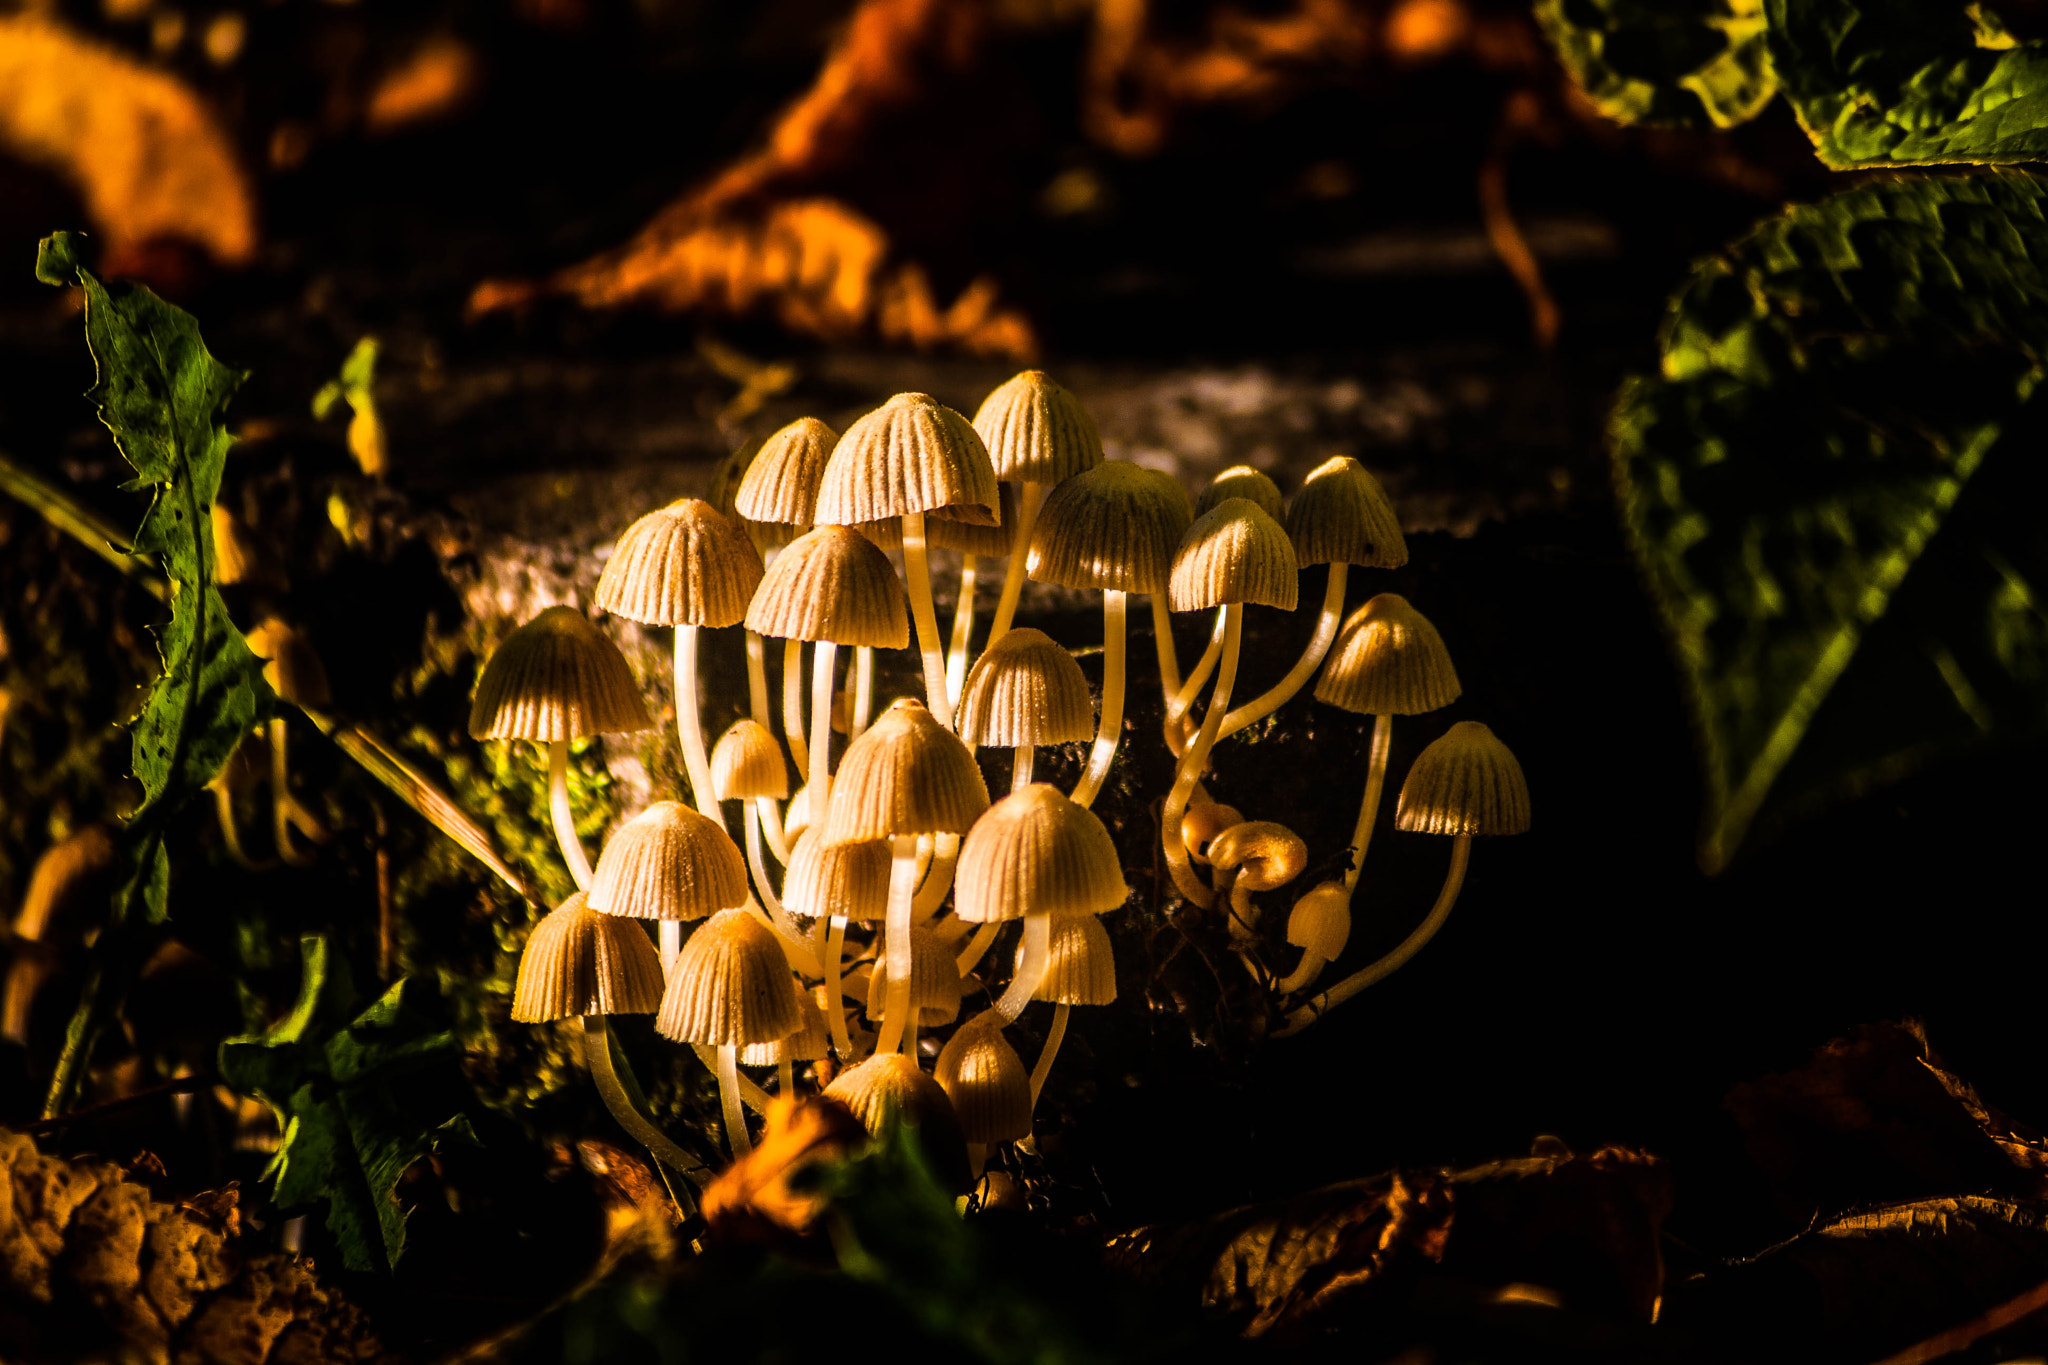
[901,512,953,729]
[996,914,1050,1022]
[1069,590,1126,809]
[1164,611,1227,757]
[1218,564,1348,738]
[1160,606,1244,907]
[583,1016,707,1194]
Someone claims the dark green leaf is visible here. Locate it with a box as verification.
[1612,170,2048,871]
[1534,0,1776,130]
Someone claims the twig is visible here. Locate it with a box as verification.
[22,1071,214,1134]
[1870,1275,2048,1365]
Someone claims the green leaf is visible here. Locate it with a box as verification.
[218,935,475,1273]
[1612,170,2048,872]
[1767,0,2048,167]
[1534,0,1777,130]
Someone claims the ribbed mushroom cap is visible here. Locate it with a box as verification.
[468,606,654,742]
[1285,456,1407,569]
[781,829,892,922]
[1194,465,1283,522]
[1027,461,1192,594]
[1396,722,1530,837]
[955,629,1094,748]
[736,417,836,528]
[1167,499,1299,612]
[739,988,831,1066]
[587,801,749,921]
[1029,913,1117,1005]
[815,393,1001,526]
[511,892,664,1022]
[246,619,331,709]
[971,370,1103,484]
[746,526,910,648]
[824,1051,960,1139]
[864,924,963,1026]
[1208,822,1308,892]
[12,826,116,942]
[712,720,790,800]
[926,483,1019,556]
[934,1014,1033,1144]
[656,908,804,1046]
[823,699,990,845]
[1286,881,1352,960]
[955,784,1126,923]
[1315,594,1460,716]
[595,499,764,629]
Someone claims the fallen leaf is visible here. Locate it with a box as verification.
[702,1095,865,1244]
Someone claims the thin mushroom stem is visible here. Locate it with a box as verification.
[675,626,721,821]
[1151,595,1182,709]
[1274,946,1330,996]
[546,739,594,890]
[875,834,922,1055]
[809,641,838,811]
[1161,604,1244,908]
[271,717,316,867]
[1165,610,1227,757]
[1070,590,1126,809]
[693,1042,774,1113]
[911,833,959,917]
[945,555,977,710]
[956,921,1001,977]
[902,511,953,728]
[824,916,854,1060]
[852,647,875,740]
[1029,1001,1069,1105]
[1219,564,1347,738]
[782,638,809,778]
[1275,835,1471,1037]
[758,797,791,865]
[996,912,1050,1021]
[213,783,273,871]
[778,1056,795,1095]
[745,801,820,976]
[746,631,771,728]
[1345,714,1394,890]
[987,481,1047,647]
[583,1016,708,1191]
[904,1013,920,1057]
[715,1042,753,1157]
[1011,747,1035,793]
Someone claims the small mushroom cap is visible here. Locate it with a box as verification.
[1180,802,1244,866]
[1027,913,1117,1005]
[1208,821,1308,892]
[1285,456,1407,569]
[511,891,665,1022]
[11,826,116,943]
[782,829,892,921]
[656,908,804,1046]
[595,499,764,628]
[1396,722,1530,837]
[824,1055,972,1190]
[746,526,910,648]
[955,784,1127,923]
[1286,881,1352,960]
[468,606,654,742]
[815,392,1001,526]
[864,924,963,1026]
[1315,594,1460,716]
[934,1014,1033,1144]
[740,989,831,1066]
[823,699,990,844]
[783,782,816,842]
[736,417,836,528]
[925,483,1019,556]
[971,370,1103,484]
[588,801,749,921]
[246,618,331,709]
[712,720,790,800]
[1194,465,1283,522]
[1168,499,1299,612]
[955,628,1094,748]
[1027,461,1192,594]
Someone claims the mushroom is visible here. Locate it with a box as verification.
[657,907,804,1157]
[927,483,1018,710]
[823,1051,971,1190]
[1016,912,1116,1106]
[712,719,796,925]
[468,605,653,890]
[1274,880,1352,995]
[1276,721,1529,1036]
[814,393,1000,729]
[245,618,332,867]
[740,988,830,1096]
[781,828,890,1063]
[1179,801,1244,867]
[1207,820,1308,942]
[956,627,1094,792]
[863,921,963,1054]
[1194,464,1283,521]
[734,417,837,765]
[971,371,1104,651]
[587,799,757,973]
[935,1010,1033,1168]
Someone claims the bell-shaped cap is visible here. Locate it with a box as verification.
[824,1051,961,1140]
[781,829,892,922]
[955,784,1126,923]
[1208,821,1308,892]
[1286,881,1352,960]
[595,499,764,628]
[955,628,1093,749]
[656,908,804,1046]
[1168,499,1298,612]
[740,987,832,1066]
[736,417,836,528]
[970,370,1102,484]
[1285,456,1407,569]
[823,699,990,845]
[815,393,1000,526]
[512,892,664,1022]
[1029,914,1116,1005]
[1194,465,1282,522]
[712,720,790,800]
[864,924,963,1026]
[588,801,749,921]
[1315,594,1460,716]
[1027,461,1191,595]
[246,619,331,709]
[746,526,909,648]
[1396,722,1530,837]
[468,606,654,742]
[934,1013,1032,1144]
[926,484,1019,556]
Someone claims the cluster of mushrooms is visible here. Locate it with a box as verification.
[471,374,1529,1198]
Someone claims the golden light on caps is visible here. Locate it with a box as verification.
[822,698,990,845]
[1194,465,1283,521]
[745,526,909,648]
[736,417,836,527]
[1180,802,1243,865]
[587,801,749,921]
[1031,914,1117,1005]
[955,784,1127,923]
[246,618,331,709]
[739,988,830,1066]
[712,720,789,800]
[1027,461,1192,595]
[971,370,1103,484]
[594,498,764,628]
[1287,881,1352,960]
[468,605,653,742]
[1285,456,1407,569]
[955,628,1094,748]
[864,923,963,1026]
[1168,499,1298,612]
[814,392,1001,526]
[781,829,892,921]
[926,483,1019,556]
[1208,821,1308,891]
[511,891,664,1022]
[656,908,804,1046]
[1396,722,1530,837]
[824,1051,961,1140]
[935,1015,1032,1144]
[1315,594,1460,716]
